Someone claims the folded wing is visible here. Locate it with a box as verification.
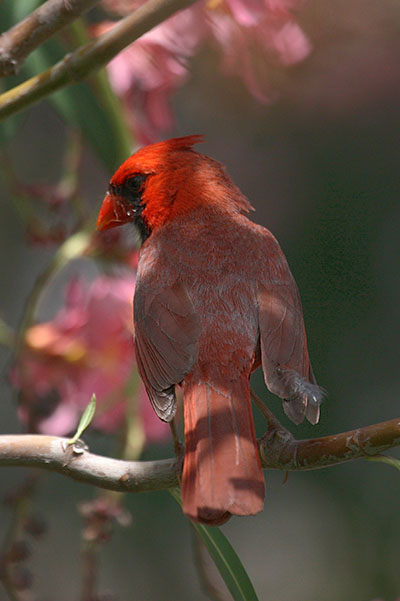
[257,243,323,425]
[134,280,201,422]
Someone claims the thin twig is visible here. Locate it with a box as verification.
[0,417,399,493]
[0,0,198,121]
[0,475,40,601]
[250,387,292,437]
[80,541,98,601]
[0,317,15,348]
[0,0,100,77]
[14,229,92,358]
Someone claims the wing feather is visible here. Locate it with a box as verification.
[134,280,200,422]
[258,247,323,425]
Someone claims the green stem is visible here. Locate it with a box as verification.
[0,0,101,77]
[122,371,146,461]
[68,19,133,162]
[0,152,34,224]
[0,317,15,348]
[0,0,197,121]
[15,229,92,356]
[58,128,87,221]
[1,475,41,601]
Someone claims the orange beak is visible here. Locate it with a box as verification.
[96,193,133,231]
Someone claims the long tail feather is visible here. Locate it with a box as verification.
[181,376,265,525]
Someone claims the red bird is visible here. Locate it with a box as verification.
[97,136,322,525]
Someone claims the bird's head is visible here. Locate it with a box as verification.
[96,135,253,240]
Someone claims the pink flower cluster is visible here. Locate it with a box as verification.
[13,274,169,444]
[98,0,311,141]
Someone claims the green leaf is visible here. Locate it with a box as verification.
[170,489,259,601]
[27,30,131,171]
[5,0,40,22]
[0,0,42,146]
[192,523,260,601]
[368,454,400,471]
[67,394,97,446]
[0,4,131,168]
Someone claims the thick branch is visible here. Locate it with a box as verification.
[0,0,197,121]
[0,418,399,493]
[0,0,100,77]
[0,435,181,491]
[259,417,400,470]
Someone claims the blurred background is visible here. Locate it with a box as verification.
[1,0,400,599]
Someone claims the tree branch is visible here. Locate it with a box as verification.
[0,0,197,121]
[0,435,181,492]
[0,0,100,77]
[1,417,399,493]
[259,416,400,470]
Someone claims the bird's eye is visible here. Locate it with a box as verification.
[125,174,148,194]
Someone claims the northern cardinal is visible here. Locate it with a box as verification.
[97,136,322,525]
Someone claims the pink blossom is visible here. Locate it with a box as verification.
[208,5,311,101]
[13,274,169,444]
[94,6,206,143]
[96,0,310,140]
[224,0,307,24]
[224,0,263,27]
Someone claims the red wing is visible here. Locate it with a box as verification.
[134,280,200,422]
[257,256,322,425]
